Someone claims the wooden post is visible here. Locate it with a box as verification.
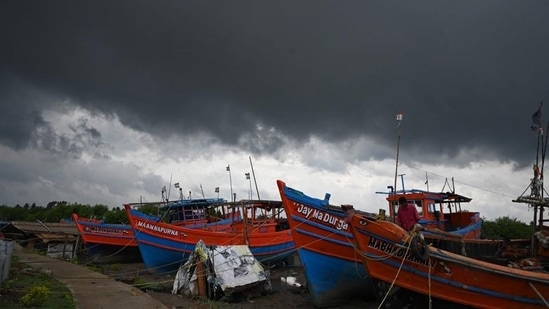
[196,261,206,297]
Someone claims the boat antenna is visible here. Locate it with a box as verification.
[161,186,167,202]
[245,172,252,199]
[249,156,261,200]
[167,173,173,201]
[174,182,183,200]
[200,184,205,199]
[226,165,234,202]
[394,111,404,193]
[425,171,429,191]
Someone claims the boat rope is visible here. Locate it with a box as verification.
[376,234,413,309]
[288,211,368,278]
[427,256,433,309]
[529,282,549,308]
[343,223,434,309]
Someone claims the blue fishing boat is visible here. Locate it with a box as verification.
[277,180,373,307]
[125,199,295,275]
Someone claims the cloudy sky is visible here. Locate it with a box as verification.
[1,1,549,223]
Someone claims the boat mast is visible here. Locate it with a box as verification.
[226,164,234,202]
[249,156,261,200]
[394,111,404,193]
[513,102,547,257]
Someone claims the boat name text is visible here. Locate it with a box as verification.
[136,220,179,236]
[368,237,430,266]
[85,226,127,235]
[295,203,348,231]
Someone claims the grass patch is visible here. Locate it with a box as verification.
[0,256,75,308]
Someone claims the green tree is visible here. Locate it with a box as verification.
[482,216,532,240]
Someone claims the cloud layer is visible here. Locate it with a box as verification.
[1,1,548,222]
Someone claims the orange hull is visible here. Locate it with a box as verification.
[348,212,549,309]
[72,213,137,247]
[124,201,295,274]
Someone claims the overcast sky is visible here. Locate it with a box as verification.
[1,1,549,223]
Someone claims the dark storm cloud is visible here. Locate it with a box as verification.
[2,1,549,167]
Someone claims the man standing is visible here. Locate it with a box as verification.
[396,196,420,231]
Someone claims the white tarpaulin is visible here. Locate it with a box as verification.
[172,240,269,297]
[210,245,267,290]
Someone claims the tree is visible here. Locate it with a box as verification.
[481,216,532,240]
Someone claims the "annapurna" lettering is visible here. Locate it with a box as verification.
[136,220,179,236]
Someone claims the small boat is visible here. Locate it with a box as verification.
[277,180,374,307]
[124,199,295,275]
[344,204,549,308]
[71,213,141,263]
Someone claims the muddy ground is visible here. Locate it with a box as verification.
[104,262,377,309]
[97,260,470,309]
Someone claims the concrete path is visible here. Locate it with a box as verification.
[16,253,168,309]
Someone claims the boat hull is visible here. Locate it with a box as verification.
[125,204,295,275]
[349,213,549,309]
[71,213,142,263]
[277,180,371,307]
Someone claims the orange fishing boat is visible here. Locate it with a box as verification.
[72,197,228,262]
[380,179,482,239]
[71,213,141,263]
[344,204,549,308]
[377,111,525,260]
[376,179,526,261]
[343,119,549,308]
[124,199,295,275]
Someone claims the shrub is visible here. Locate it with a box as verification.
[20,284,51,307]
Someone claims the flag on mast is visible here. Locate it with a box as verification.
[396,111,404,127]
[245,173,250,179]
[215,187,219,193]
[532,101,543,132]
[226,165,230,171]
[174,183,180,188]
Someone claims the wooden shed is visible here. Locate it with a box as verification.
[2,221,79,259]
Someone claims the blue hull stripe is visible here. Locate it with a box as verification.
[355,227,544,306]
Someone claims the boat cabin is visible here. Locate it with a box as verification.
[160,198,227,227]
[203,200,289,233]
[384,189,481,238]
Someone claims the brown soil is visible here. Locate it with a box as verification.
[97,262,471,309]
[96,262,378,309]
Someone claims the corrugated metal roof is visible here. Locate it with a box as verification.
[10,221,78,235]
[35,233,76,243]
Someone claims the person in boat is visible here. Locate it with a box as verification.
[396,196,420,231]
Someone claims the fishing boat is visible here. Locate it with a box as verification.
[341,111,549,308]
[344,201,549,309]
[376,111,525,259]
[380,177,482,239]
[374,178,524,261]
[276,180,374,307]
[71,213,142,263]
[124,199,295,275]
[72,197,227,263]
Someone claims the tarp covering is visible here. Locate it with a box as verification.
[210,245,267,290]
[172,240,269,297]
